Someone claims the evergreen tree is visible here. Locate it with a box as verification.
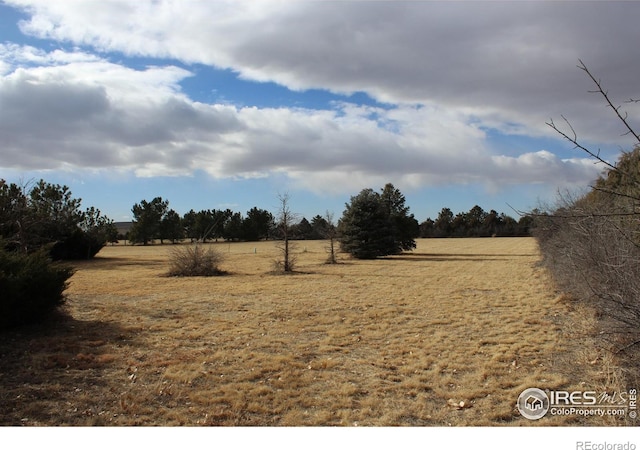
[292,217,313,239]
[0,179,115,258]
[159,209,184,243]
[243,207,274,241]
[339,184,418,259]
[310,214,329,239]
[434,207,454,237]
[223,212,244,241]
[380,183,419,252]
[129,197,168,245]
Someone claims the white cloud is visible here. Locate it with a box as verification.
[491,151,603,185]
[0,1,627,198]
[7,0,640,146]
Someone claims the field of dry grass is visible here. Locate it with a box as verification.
[0,238,629,426]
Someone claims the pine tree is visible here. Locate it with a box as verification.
[339,184,418,259]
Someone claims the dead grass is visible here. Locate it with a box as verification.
[0,238,629,426]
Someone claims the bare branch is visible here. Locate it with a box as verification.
[578,59,640,143]
[546,116,619,172]
[589,185,640,202]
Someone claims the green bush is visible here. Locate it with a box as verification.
[50,228,106,260]
[0,246,74,329]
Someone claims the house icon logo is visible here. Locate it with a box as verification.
[517,388,549,420]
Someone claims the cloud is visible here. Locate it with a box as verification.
[0,44,603,196]
[7,0,640,147]
[490,151,604,186]
[0,0,620,199]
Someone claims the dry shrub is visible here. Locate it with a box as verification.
[534,196,640,374]
[167,244,226,277]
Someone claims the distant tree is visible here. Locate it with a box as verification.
[243,207,275,241]
[159,209,184,244]
[310,214,329,240]
[223,212,244,241]
[419,217,435,237]
[213,209,233,240]
[466,205,487,235]
[482,209,501,236]
[129,197,168,245]
[434,207,454,237]
[451,212,468,237]
[292,217,313,240]
[339,184,418,259]
[500,213,519,236]
[183,209,233,242]
[421,206,527,238]
[182,209,198,242]
[516,215,534,236]
[196,210,217,242]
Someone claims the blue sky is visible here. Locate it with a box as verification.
[2,1,639,223]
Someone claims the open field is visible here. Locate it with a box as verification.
[0,238,629,426]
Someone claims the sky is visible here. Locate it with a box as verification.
[1,0,640,223]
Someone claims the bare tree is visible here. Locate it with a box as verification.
[274,193,298,273]
[323,210,339,264]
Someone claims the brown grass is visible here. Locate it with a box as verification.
[0,238,628,426]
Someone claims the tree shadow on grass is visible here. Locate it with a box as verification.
[74,256,168,269]
[0,310,136,425]
[379,252,534,262]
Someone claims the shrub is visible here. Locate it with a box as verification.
[50,228,106,260]
[0,245,74,329]
[537,61,640,361]
[534,191,640,354]
[167,244,226,277]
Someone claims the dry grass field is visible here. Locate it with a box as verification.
[0,238,630,426]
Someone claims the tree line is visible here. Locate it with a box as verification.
[126,198,338,244]
[127,194,530,245]
[418,205,533,238]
